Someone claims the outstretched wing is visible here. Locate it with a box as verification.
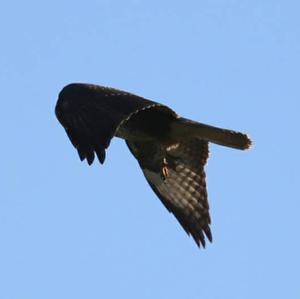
[55,83,175,165]
[126,138,212,248]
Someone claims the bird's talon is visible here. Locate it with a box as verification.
[162,166,169,179]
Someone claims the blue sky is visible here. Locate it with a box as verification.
[1,1,299,298]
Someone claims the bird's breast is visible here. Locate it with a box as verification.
[115,108,174,142]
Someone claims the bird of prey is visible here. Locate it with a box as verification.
[55,83,251,248]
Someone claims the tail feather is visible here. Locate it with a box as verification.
[172,118,252,150]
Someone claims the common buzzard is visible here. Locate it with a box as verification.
[55,83,251,248]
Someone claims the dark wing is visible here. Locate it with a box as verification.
[127,138,212,248]
[55,83,175,165]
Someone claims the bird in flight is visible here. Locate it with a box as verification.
[55,83,251,248]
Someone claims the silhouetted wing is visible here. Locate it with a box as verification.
[127,138,212,248]
[55,83,171,165]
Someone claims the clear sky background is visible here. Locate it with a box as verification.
[1,1,299,298]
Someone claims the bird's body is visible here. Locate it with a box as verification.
[55,83,251,248]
